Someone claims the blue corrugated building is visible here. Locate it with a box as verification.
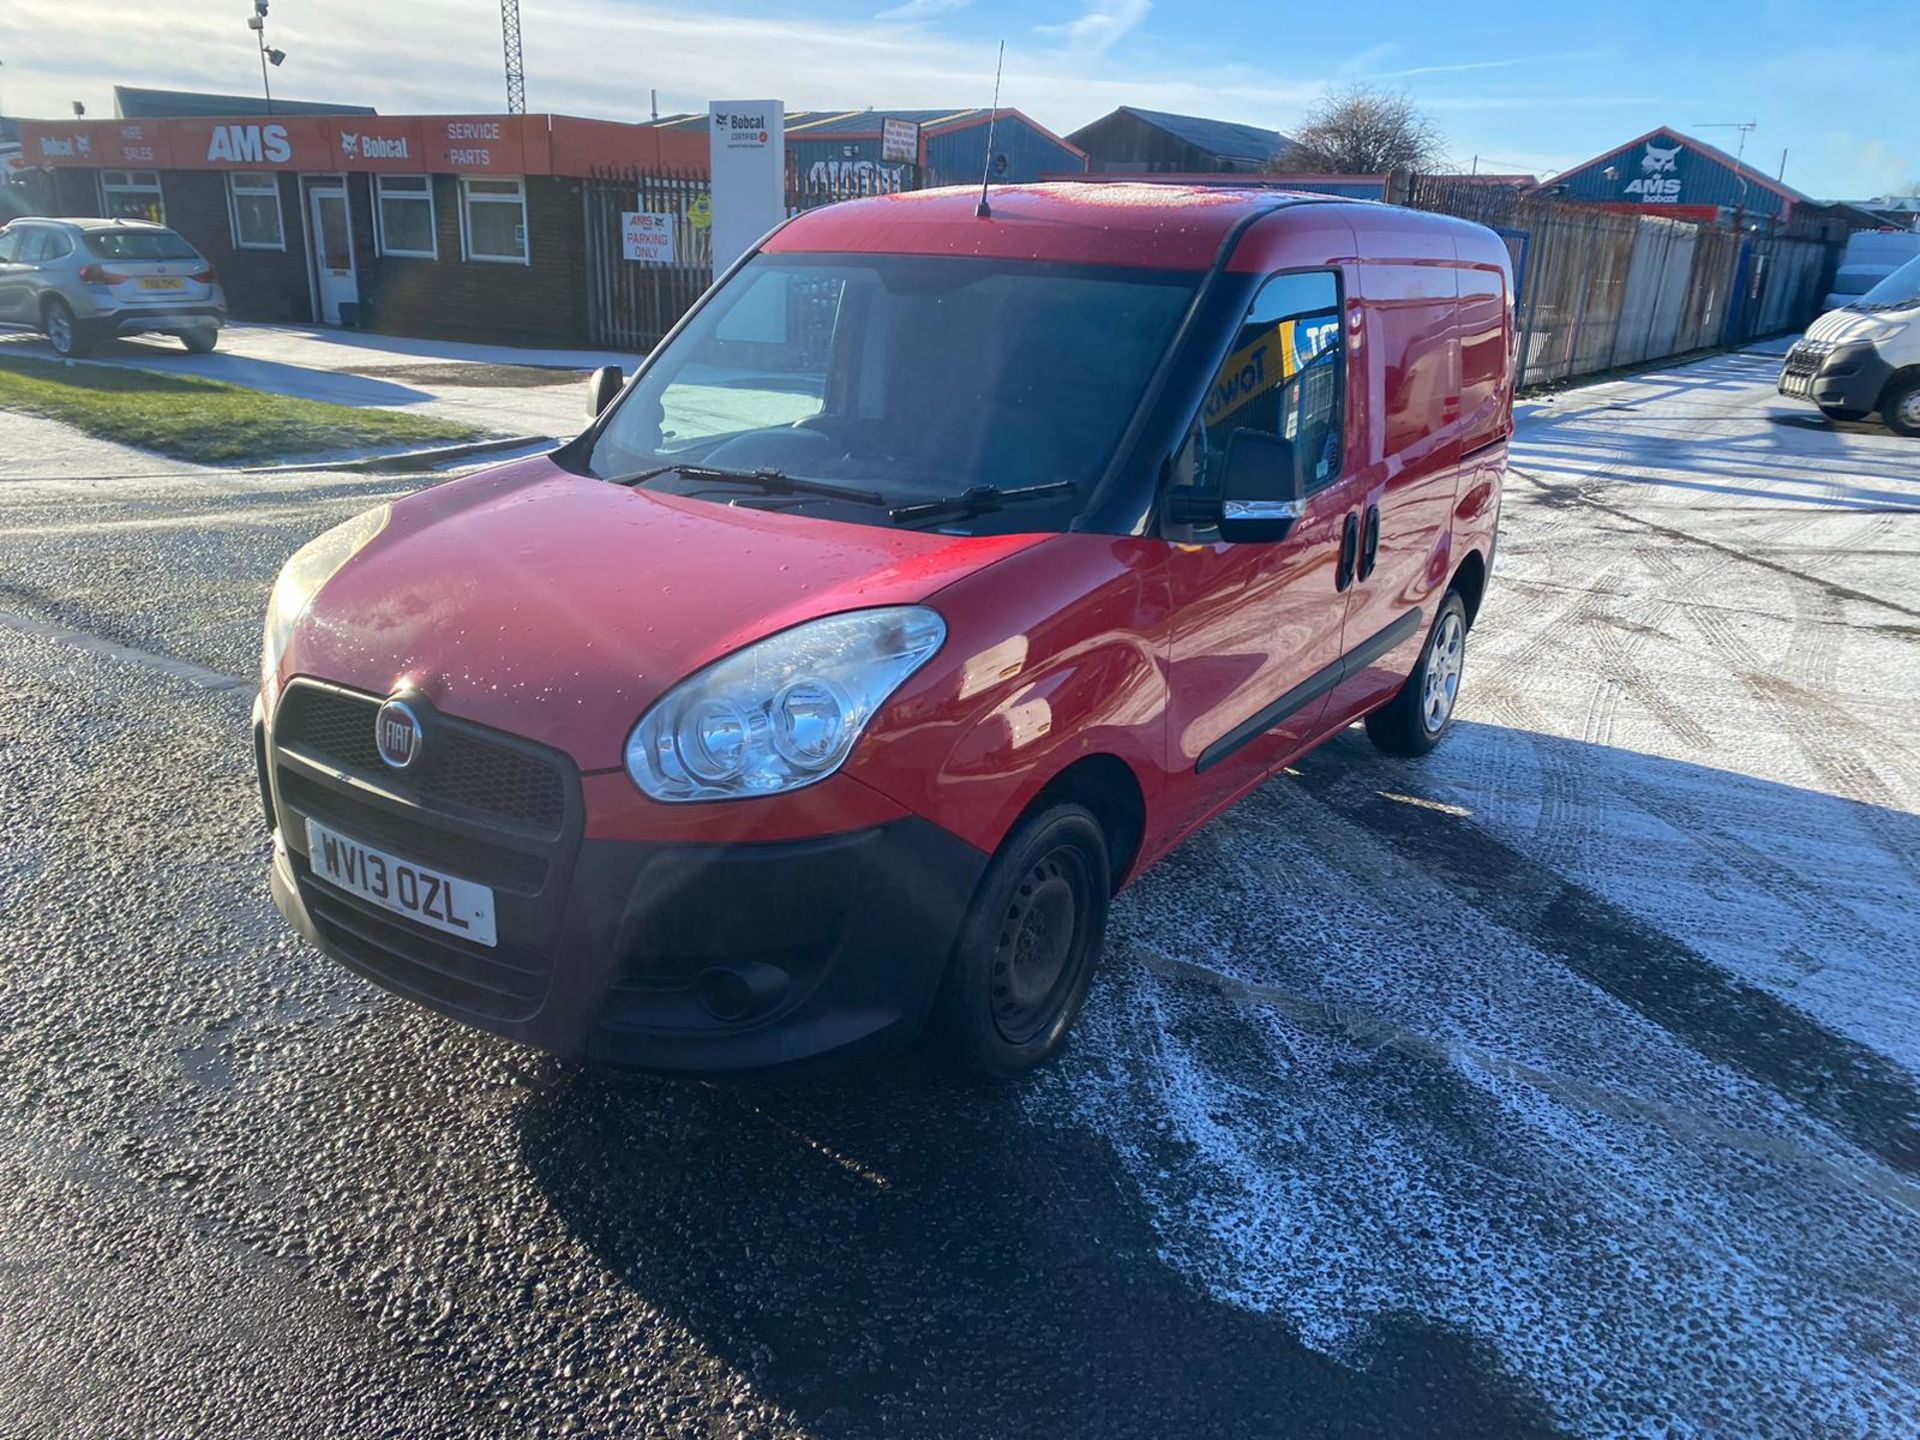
[1547,126,1809,225]
[649,107,1086,186]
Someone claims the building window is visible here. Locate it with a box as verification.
[375,175,438,259]
[100,170,165,223]
[460,177,528,264]
[227,172,285,250]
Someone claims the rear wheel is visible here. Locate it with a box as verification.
[1365,590,1469,757]
[1882,376,1920,438]
[43,298,92,358]
[929,803,1110,1079]
[181,328,219,355]
[1818,403,1868,424]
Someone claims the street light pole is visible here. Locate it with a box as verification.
[248,1,278,115]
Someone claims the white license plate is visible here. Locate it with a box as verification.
[138,276,185,290]
[305,817,497,947]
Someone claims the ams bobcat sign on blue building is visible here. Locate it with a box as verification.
[1550,126,1809,224]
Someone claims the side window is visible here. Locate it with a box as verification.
[41,231,73,261]
[0,230,17,263]
[16,229,50,263]
[1176,269,1345,495]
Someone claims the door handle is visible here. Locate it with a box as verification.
[1359,504,1381,581]
[1337,512,1360,592]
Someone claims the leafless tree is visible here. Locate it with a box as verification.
[1278,86,1447,175]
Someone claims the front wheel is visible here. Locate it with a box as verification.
[1365,590,1469,757]
[1818,403,1868,424]
[928,803,1111,1079]
[1882,376,1920,438]
[44,298,92,358]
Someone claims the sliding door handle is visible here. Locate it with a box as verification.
[1336,512,1360,592]
[1359,503,1380,581]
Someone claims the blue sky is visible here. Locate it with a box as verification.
[2,0,1912,197]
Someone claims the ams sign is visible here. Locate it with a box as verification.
[205,124,293,165]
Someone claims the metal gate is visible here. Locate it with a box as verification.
[583,164,951,354]
[582,168,715,354]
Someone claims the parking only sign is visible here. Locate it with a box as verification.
[621,211,676,264]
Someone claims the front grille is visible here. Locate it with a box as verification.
[302,882,553,1023]
[277,770,549,893]
[276,685,567,830]
[270,680,586,1030]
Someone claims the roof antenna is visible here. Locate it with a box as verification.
[976,41,1005,219]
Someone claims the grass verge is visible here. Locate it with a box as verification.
[0,354,485,464]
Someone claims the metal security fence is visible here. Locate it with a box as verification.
[582,164,953,352]
[582,167,715,352]
[1407,175,1840,387]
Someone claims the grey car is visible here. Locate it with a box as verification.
[0,216,226,358]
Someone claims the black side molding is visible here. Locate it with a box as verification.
[1195,607,1425,774]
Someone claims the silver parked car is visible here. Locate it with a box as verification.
[0,217,226,357]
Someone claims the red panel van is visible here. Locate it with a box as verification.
[255,184,1511,1077]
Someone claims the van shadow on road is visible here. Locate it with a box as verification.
[515,1057,1562,1440]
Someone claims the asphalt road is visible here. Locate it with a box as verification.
[1,347,1916,1439]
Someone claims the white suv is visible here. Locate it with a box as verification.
[0,217,227,357]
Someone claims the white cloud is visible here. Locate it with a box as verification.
[1035,0,1151,56]
[875,0,973,21]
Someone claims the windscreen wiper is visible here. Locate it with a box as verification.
[889,481,1077,526]
[609,463,887,507]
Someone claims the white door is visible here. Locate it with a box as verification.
[309,186,359,325]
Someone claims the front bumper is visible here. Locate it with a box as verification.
[260,684,987,1071]
[1778,339,1892,413]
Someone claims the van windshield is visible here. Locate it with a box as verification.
[586,253,1198,533]
[1852,255,1920,312]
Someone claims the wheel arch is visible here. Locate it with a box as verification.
[1013,753,1148,895]
[1449,547,1489,628]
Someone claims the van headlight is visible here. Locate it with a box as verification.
[260,504,391,681]
[626,607,946,802]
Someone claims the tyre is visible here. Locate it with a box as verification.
[182,328,219,355]
[928,802,1111,1079]
[1818,404,1868,424]
[43,298,93,358]
[1882,375,1920,438]
[1365,590,1469,757]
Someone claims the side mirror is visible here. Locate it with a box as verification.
[585,364,625,419]
[1164,429,1307,542]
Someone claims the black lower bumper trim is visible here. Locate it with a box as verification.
[270,808,990,1073]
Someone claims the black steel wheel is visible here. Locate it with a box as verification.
[930,802,1110,1078]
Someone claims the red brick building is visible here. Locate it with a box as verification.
[16,112,704,346]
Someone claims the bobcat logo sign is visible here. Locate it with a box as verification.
[206,123,292,165]
[341,132,360,158]
[1623,140,1683,203]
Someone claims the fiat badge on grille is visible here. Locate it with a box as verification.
[375,696,423,769]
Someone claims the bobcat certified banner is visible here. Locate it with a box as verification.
[708,100,785,275]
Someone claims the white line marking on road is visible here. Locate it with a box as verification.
[0,607,254,693]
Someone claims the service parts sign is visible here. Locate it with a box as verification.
[622,212,676,265]
[708,100,785,276]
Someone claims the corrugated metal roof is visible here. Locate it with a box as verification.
[114,85,375,118]
[1110,107,1293,163]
